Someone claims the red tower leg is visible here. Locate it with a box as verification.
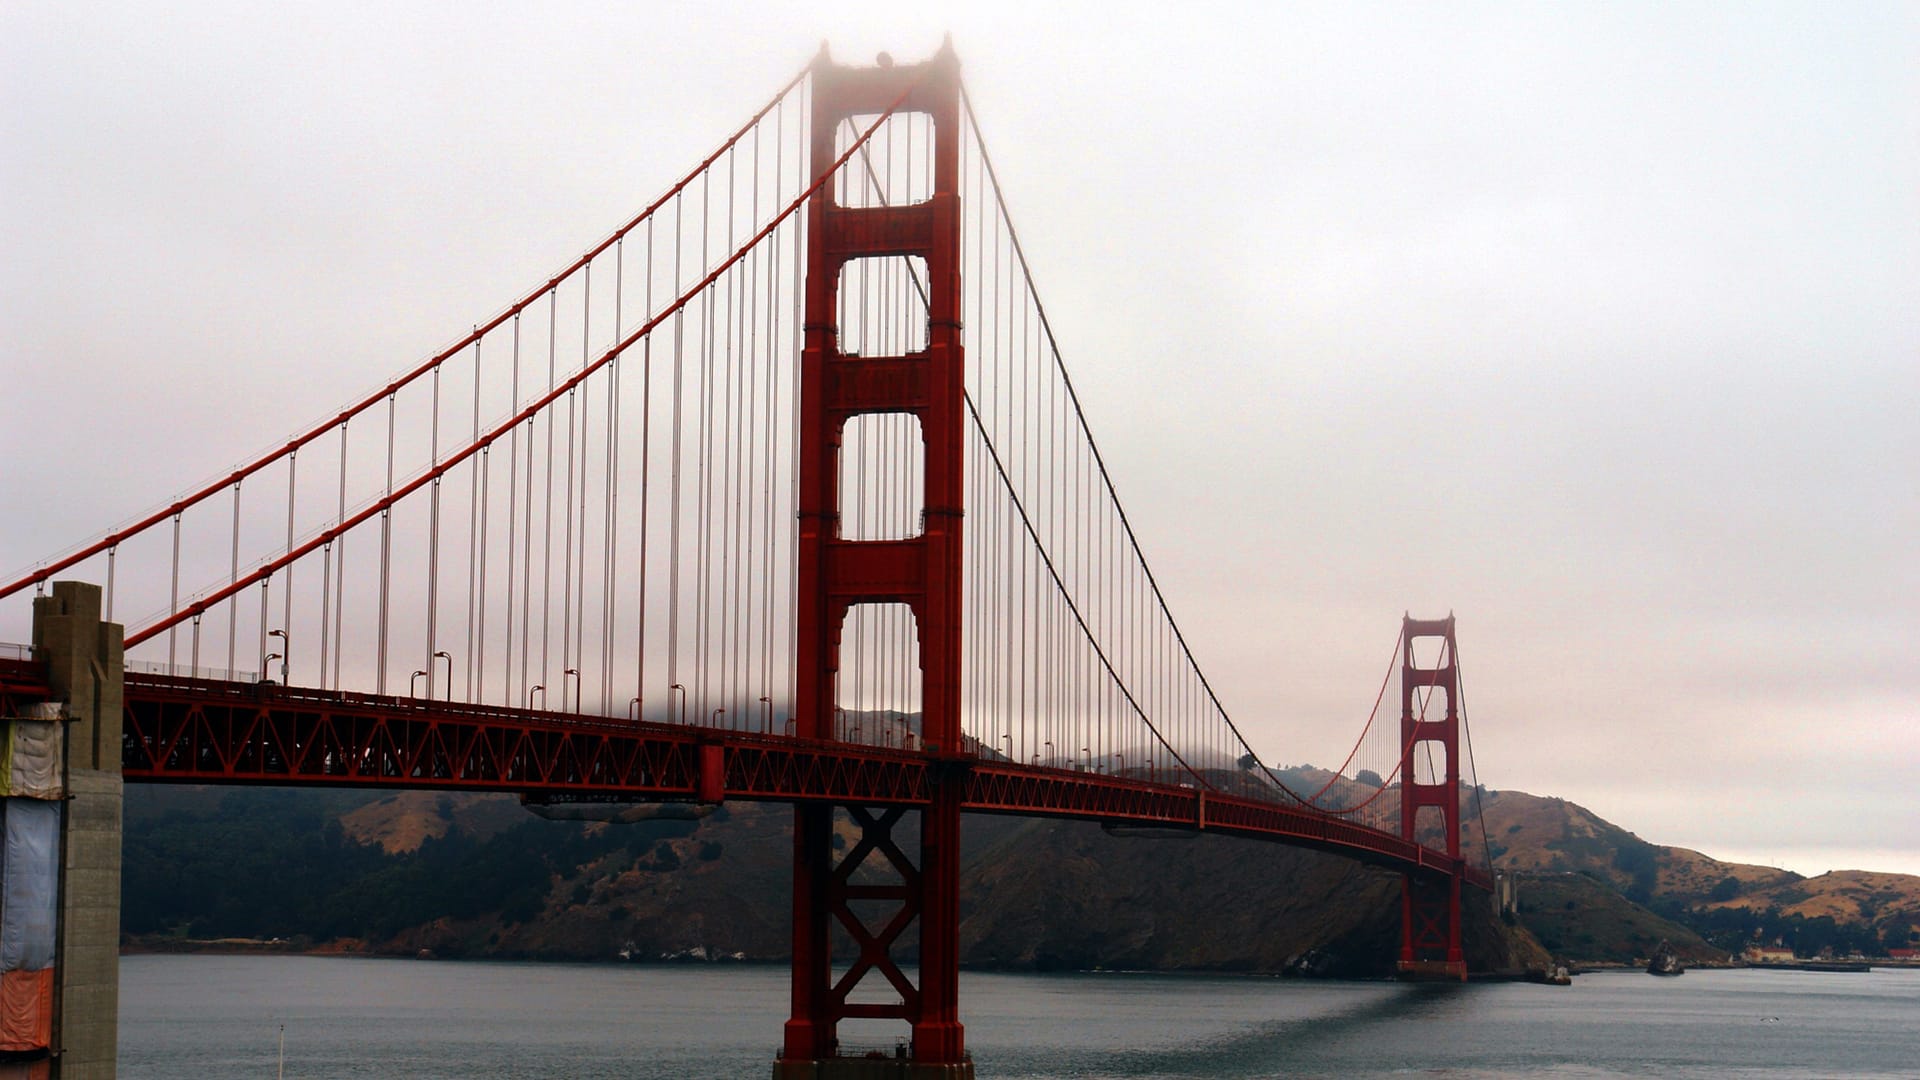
[1398,615,1467,980]
[779,40,972,1078]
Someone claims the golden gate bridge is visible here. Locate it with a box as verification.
[0,40,1492,1079]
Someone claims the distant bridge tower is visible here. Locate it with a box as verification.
[1398,615,1466,979]
[780,40,972,1078]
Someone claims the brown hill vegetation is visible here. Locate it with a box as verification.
[135,777,1916,971]
[1480,787,1920,958]
[340,791,526,854]
[323,794,1547,975]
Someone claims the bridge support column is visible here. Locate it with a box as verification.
[23,582,124,1077]
[1397,615,1466,981]
[777,799,971,1080]
[781,38,971,1079]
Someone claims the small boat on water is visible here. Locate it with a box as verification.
[1647,940,1685,976]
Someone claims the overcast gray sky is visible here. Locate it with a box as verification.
[4,3,1915,876]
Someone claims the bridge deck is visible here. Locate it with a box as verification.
[0,658,1486,888]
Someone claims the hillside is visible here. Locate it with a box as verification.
[1480,788,1920,958]
[1508,873,1718,964]
[123,780,1917,971]
[124,786,1545,975]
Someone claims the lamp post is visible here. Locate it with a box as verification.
[263,653,283,687]
[564,668,580,714]
[411,670,428,698]
[1081,747,1091,772]
[759,696,773,734]
[670,683,686,725]
[1113,752,1125,777]
[266,628,289,684]
[711,708,726,730]
[1000,733,1012,761]
[528,684,546,710]
[433,650,452,701]
[628,697,641,723]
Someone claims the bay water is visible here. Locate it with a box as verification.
[120,955,1920,1078]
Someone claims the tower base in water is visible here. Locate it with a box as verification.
[774,1056,974,1080]
[1396,959,1469,982]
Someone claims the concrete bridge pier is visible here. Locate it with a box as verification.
[23,581,123,1078]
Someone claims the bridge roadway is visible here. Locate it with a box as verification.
[0,657,1485,888]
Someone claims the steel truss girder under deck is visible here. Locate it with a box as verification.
[110,670,1487,893]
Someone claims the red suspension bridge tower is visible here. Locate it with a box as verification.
[0,36,1503,1076]
[783,42,971,1077]
[1398,614,1467,979]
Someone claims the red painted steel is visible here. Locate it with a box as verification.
[118,93,913,654]
[0,65,813,608]
[789,41,968,1067]
[0,43,1510,1070]
[1398,615,1468,978]
[0,651,1502,886]
[0,659,43,704]
[107,669,1489,891]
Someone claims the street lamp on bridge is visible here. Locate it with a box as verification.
[410,670,428,698]
[433,650,452,701]
[266,628,288,684]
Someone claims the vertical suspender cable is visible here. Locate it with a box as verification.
[696,165,715,718]
[378,392,395,694]
[167,512,182,674]
[332,420,348,690]
[283,451,296,680]
[542,289,557,702]
[427,364,442,699]
[635,219,654,715]
[228,480,241,678]
[561,284,579,710]
[573,270,590,711]
[318,530,331,689]
[469,335,483,701]
[787,80,806,715]
[720,148,738,719]
[669,195,685,713]
[761,107,779,714]
[506,315,523,706]
[520,321,537,703]
[257,578,269,684]
[605,239,623,712]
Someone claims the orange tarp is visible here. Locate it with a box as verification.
[0,967,51,1051]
